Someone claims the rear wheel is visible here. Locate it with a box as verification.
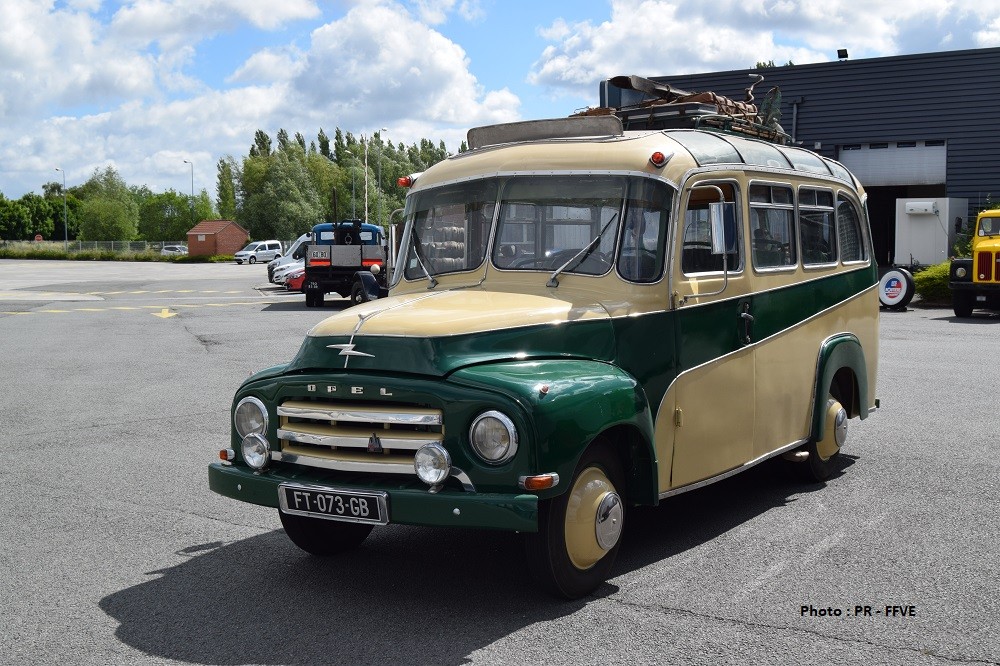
[305,289,324,308]
[953,291,974,318]
[524,439,625,599]
[801,396,847,482]
[279,511,373,555]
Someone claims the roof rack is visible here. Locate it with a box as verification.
[592,73,791,145]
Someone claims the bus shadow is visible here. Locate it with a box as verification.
[99,456,853,665]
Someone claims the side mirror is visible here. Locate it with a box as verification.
[709,202,727,255]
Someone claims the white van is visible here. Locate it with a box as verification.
[234,240,282,265]
[268,233,313,282]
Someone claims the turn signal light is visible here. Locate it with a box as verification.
[219,448,235,462]
[520,473,560,491]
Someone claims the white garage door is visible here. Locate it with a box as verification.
[836,141,946,186]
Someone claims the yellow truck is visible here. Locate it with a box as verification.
[950,210,1000,317]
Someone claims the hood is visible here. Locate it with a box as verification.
[286,289,616,376]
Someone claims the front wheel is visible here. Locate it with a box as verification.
[801,397,847,482]
[350,282,368,305]
[524,439,625,599]
[953,291,974,318]
[279,511,373,555]
[249,256,257,264]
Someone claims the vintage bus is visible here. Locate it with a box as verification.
[210,104,879,599]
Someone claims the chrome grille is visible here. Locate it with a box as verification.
[273,400,444,477]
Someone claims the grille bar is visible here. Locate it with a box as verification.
[278,424,442,450]
[278,400,442,426]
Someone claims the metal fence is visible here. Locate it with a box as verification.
[1,240,188,253]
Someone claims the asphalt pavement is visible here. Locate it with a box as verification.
[1,259,997,665]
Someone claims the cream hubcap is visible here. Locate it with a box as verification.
[564,466,623,570]
[816,398,848,461]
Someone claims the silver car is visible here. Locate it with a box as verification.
[235,240,282,264]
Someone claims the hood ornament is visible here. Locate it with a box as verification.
[326,312,376,368]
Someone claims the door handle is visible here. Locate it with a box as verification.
[740,303,754,345]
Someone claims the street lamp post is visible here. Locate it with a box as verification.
[182,159,194,233]
[54,168,67,250]
[376,127,388,227]
[362,135,369,222]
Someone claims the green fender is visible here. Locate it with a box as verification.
[812,334,869,441]
[449,359,659,505]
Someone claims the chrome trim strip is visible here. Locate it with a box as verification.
[273,450,414,475]
[277,404,443,426]
[449,467,476,493]
[658,438,807,500]
[278,428,441,451]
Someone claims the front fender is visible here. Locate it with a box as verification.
[812,334,869,440]
[449,359,657,503]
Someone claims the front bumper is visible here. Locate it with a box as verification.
[209,463,539,532]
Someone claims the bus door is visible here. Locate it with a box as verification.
[667,180,756,488]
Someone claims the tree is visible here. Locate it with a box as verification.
[75,166,140,241]
[237,145,323,240]
[138,190,188,241]
[0,195,31,240]
[754,60,794,68]
[78,197,138,241]
[216,158,237,220]
[19,193,56,239]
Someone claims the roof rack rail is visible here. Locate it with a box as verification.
[467,116,623,150]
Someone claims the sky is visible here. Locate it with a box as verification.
[3,0,1000,202]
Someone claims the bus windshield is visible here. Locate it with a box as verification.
[395,175,672,285]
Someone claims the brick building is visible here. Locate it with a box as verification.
[186,220,249,257]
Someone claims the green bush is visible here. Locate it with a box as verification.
[0,246,233,263]
[913,261,952,304]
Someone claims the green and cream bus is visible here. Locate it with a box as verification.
[209,113,879,599]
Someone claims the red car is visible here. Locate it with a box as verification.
[285,268,306,292]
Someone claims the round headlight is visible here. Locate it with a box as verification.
[414,443,451,486]
[234,397,268,438]
[469,411,518,464]
[241,433,271,470]
[956,267,967,278]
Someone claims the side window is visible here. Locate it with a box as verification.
[750,184,796,269]
[681,184,743,275]
[799,188,836,265]
[836,194,867,262]
[617,179,670,282]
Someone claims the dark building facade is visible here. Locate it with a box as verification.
[600,47,1000,266]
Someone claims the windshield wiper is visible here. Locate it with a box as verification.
[410,230,438,289]
[547,213,619,288]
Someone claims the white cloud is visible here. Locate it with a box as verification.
[287,2,519,128]
[0,0,518,200]
[529,0,1000,96]
[974,16,1000,46]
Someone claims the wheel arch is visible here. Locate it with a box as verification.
[594,424,658,507]
[812,333,868,441]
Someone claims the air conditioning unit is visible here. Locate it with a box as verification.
[905,201,938,215]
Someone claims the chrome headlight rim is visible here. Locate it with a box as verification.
[956,266,967,278]
[469,410,518,465]
[241,433,271,470]
[414,443,452,486]
[234,396,268,439]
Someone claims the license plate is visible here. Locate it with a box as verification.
[307,281,319,289]
[977,295,986,302]
[278,484,388,525]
